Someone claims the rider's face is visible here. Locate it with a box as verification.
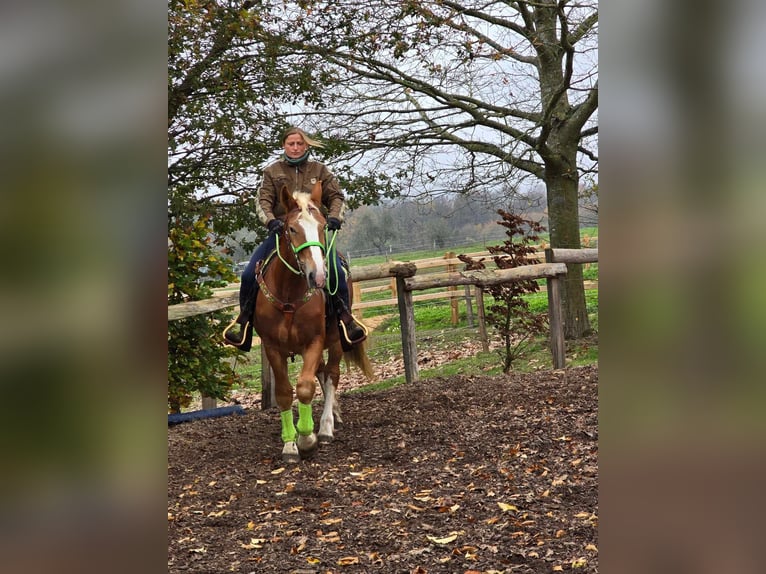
[283,134,308,159]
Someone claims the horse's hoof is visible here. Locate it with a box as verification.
[318,433,333,445]
[296,432,318,455]
[282,441,300,463]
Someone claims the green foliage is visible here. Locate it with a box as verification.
[167,215,239,412]
[168,314,238,413]
[461,210,548,373]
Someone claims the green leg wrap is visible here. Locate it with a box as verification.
[280,409,296,443]
[296,402,314,436]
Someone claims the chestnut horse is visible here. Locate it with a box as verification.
[253,183,373,462]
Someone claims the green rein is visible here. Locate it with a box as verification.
[275,228,340,295]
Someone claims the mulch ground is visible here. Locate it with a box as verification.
[168,365,598,573]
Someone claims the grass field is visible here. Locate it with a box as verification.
[232,229,598,395]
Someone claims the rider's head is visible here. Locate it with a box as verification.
[281,127,325,165]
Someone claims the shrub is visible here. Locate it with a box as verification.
[460,210,548,373]
[167,216,239,412]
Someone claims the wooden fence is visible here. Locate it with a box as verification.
[168,248,598,408]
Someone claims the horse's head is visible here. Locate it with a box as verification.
[279,183,327,289]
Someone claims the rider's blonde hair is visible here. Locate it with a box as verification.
[281,126,325,149]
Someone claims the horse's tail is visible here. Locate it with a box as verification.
[343,339,375,380]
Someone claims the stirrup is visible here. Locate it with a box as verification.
[223,319,250,347]
[339,314,368,345]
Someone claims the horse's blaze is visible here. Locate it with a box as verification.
[297,212,326,288]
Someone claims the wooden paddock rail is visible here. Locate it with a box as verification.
[397,262,569,384]
[167,249,597,406]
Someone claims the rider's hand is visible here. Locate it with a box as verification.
[327,217,342,231]
[268,219,284,234]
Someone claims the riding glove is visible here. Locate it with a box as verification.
[268,219,284,234]
[327,217,342,231]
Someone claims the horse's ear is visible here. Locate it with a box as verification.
[280,185,297,212]
[310,180,322,206]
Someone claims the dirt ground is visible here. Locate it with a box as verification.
[168,365,598,573]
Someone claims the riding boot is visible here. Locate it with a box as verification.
[332,294,367,348]
[223,286,257,352]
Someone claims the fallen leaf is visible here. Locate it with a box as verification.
[585,543,598,552]
[553,566,563,571]
[337,556,359,565]
[240,538,265,549]
[271,467,285,475]
[427,532,459,545]
[306,556,321,564]
[318,531,341,543]
[246,521,255,530]
[497,502,518,512]
[321,517,343,525]
[571,557,588,568]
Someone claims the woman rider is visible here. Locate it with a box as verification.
[223,127,367,351]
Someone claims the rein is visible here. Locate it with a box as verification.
[324,229,340,296]
[275,232,326,275]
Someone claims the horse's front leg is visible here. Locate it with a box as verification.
[294,340,323,457]
[264,346,301,463]
[318,342,343,444]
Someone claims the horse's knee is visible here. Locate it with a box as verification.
[295,378,316,403]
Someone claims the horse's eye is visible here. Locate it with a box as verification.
[289,226,297,234]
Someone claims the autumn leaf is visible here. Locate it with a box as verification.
[337,556,359,565]
[271,467,285,475]
[306,556,321,564]
[246,521,255,530]
[240,538,265,549]
[321,517,343,525]
[497,502,518,512]
[427,532,459,545]
[571,557,588,568]
[585,543,598,552]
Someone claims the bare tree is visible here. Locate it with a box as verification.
[266,0,598,338]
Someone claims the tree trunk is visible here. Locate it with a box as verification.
[546,163,591,339]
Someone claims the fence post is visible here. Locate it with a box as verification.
[545,248,566,369]
[475,286,489,352]
[444,251,459,325]
[464,285,474,328]
[396,276,419,384]
[352,281,363,318]
[260,346,276,409]
[201,396,217,410]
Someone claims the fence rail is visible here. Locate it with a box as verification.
[168,248,598,408]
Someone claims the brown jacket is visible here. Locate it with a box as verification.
[256,158,345,225]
